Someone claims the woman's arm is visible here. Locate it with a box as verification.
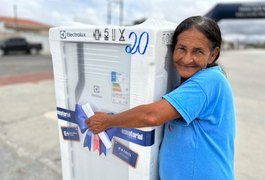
[86,99,181,134]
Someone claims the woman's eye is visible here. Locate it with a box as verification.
[176,47,185,51]
[194,49,203,54]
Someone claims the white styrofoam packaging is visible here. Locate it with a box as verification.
[49,19,180,180]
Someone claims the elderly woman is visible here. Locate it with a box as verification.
[87,16,236,180]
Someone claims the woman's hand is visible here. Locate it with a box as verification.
[86,112,110,134]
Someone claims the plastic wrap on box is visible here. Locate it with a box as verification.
[49,19,179,180]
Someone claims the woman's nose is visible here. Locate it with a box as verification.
[182,52,193,64]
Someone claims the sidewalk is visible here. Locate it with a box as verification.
[0,80,61,180]
[221,49,265,180]
[0,49,265,180]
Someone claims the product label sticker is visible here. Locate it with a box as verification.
[112,139,138,168]
[57,107,76,124]
[61,126,80,141]
[111,71,129,106]
[162,31,173,45]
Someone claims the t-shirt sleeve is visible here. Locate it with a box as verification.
[163,80,207,125]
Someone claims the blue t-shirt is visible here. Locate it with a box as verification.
[159,66,236,180]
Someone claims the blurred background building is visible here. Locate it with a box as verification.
[0,16,50,54]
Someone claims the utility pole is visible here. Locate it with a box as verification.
[13,5,18,31]
[106,0,124,25]
[107,0,111,25]
[119,0,123,26]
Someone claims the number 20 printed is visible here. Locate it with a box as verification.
[125,32,149,55]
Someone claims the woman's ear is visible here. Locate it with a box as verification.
[208,47,220,64]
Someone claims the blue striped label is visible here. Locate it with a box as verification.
[57,107,155,146]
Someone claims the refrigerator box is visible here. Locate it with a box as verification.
[49,19,179,180]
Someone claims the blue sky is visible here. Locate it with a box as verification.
[0,0,265,42]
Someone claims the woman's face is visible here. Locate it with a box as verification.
[173,27,219,79]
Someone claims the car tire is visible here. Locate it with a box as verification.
[30,49,39,55]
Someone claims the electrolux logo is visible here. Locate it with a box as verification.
[60,30,66,39]
[91,84,102,98]
[60,30,86,39]
[93,85,100,94]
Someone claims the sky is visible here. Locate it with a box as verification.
[0,0,265,42]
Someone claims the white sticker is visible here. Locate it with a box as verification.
[111,71,129,106]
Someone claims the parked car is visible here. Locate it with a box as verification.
[0,37,42,55]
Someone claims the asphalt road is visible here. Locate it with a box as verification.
[0,54,53,86]
[0,54,53,76]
